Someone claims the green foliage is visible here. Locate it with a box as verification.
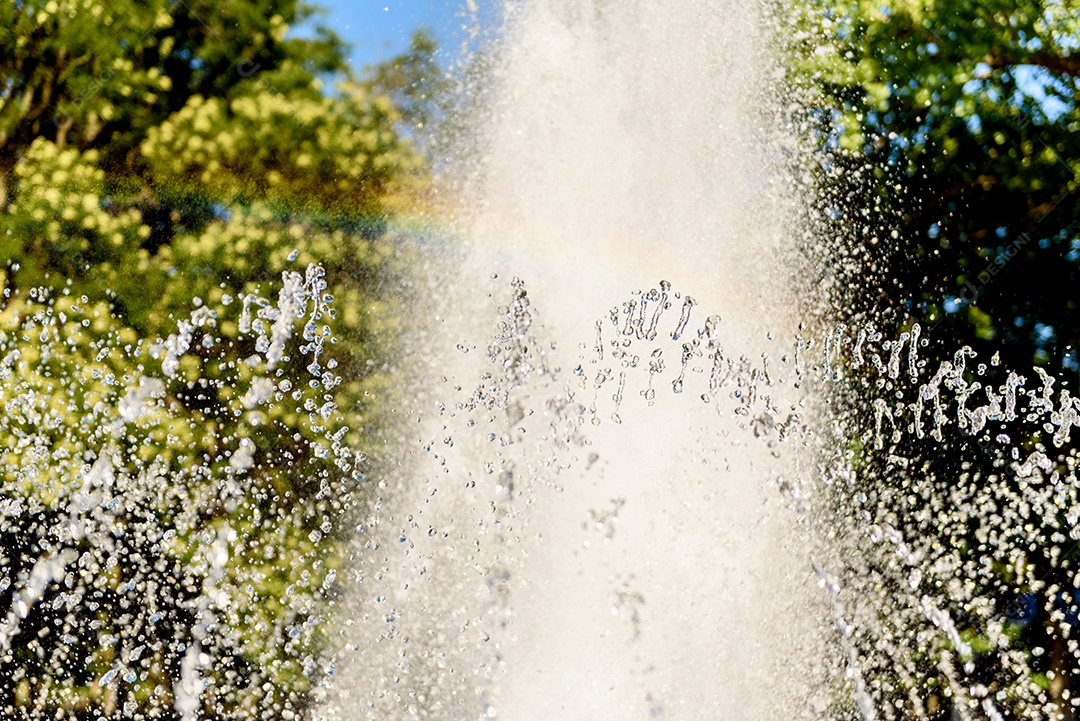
[363,29,452,149]
[0,0,428,718]
[794,0,1080,367]
[142,70,424,215]
[791,1,1080,715]
[0,0,173,174]
[0,271,350,719]
[2,140,153,315]
[0,1,349,180]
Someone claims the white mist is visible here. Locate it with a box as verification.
[326,2,827,719]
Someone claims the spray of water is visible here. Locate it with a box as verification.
[323,1,832,719]
[7,2,1079,720]
[0,264,355,719]
[326,2,1080,720]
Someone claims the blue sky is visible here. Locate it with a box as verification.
[303,1,493,74]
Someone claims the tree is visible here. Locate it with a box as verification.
[363,29,452,152]
[0,1,343,196]
[797,0,1080,369]
[790,1,1080,717]
[0,1,427,718]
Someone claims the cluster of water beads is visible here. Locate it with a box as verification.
[785,318,1080,719]
[0,265,355,720]
[568,281,806,446]
[330,275,810,720]
[10,263,1080,720]
[480,276,1080,720]
[321,275,549,721]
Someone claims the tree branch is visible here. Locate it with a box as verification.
[987,51,1080,79]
